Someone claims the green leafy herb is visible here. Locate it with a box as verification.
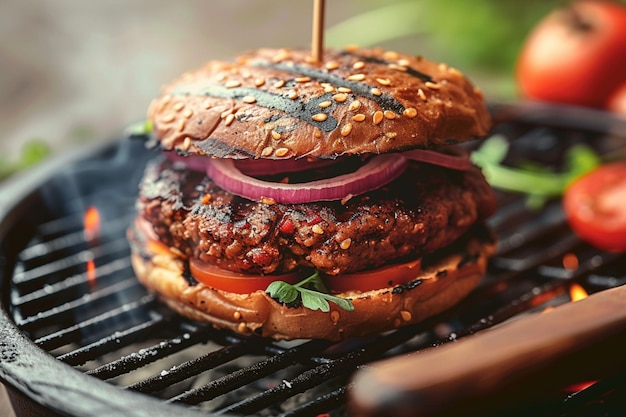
[125,119,153,137]
[0,140,51,182]
[471,135,602,208]
[266,270,354,313]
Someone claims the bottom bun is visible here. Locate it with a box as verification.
[130,228,496,341]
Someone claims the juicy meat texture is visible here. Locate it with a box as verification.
[136,157,496,275]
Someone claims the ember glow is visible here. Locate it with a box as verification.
[569,283,588,302]
[83,206,101,242]
[562,253,579,270]
[86,259,97,289]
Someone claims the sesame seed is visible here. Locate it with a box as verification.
[275,147,289,157]
[216,73,227,81]
[425,81,441,90]
[349,100,362,111]
[325,61,340,70]
[386,132,398,139]
[438,63,449,72]
[345,44,358,53]
[181,137,191,151]
[352,61,365,70]
[273,80,286,88]
[352,113,365,122]
[287,90,298,99]
[312,224,324,235]
[388,63,407,71]
[333,93,348,102]
[383,51,399,60]
[398,58,410,66]
[225,80,241,88]
[271,130,281,140]
[371,88,382,96]
[400,310,412,321]
[254,77,265,87]
[314,128,322,138]
[183,108,193,119]
[233,311,242,320]
[348,73,365,81]
[173,102,185,111]
[272,49,291,63]
[295,76,311,83]
[177,119,186,132]
[339,238,352,250]
[162,114,175,123]
[383,110,396,119]
[261,146,273,157]
[324,85,335,93]
[417,88,427,101]
[237,322,247,333]
[201,193,211,204]
[221,109,233,119]
[202,98,212,109]
[376,78,391,86]
[448,67,463,77]
[304,55,316,64]
[341,123,353,136]
[403,107,418,118]
[318,100,332,108]
[373,111,384,125]
[224,113,235,126]
[261,196,276,205]
[337,87,352,93]
[242,95,257,104]
[158,95,172,111]
[312,113,328,122]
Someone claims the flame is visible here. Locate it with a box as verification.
[562,253,579,270]
[86,259,97,289]
[569,283,588,302]
[83,206,101,242]
[563,380,596,394]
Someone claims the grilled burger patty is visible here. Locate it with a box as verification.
[137,157,496,276]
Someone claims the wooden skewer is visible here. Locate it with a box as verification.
[312,0,325,63]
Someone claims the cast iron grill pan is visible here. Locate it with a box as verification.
[2,102,626,417]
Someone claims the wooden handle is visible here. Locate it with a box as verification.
[349,285,626,417]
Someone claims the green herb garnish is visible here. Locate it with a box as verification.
[125,119,153,137]
[266,270,354,312]
[471,135,602,209]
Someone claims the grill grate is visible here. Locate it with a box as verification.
[3,106,626,416]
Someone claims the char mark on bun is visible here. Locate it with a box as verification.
[129,46,497,341]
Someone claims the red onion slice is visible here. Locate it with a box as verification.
[400,148,472,171]
[205,155,408,203]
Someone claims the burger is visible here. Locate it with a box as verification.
[128,46,497,341]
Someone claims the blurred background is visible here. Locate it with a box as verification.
[0,0,559,178]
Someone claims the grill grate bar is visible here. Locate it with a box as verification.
[13,237,131,285]
[33,293,156,350]
[86,323,212,380]
[169,339,332,405]
[12,257,132,307]
[277,384,349,417]
[17,276,147,331]
[57,317,166,366]
[491,233,581,272]
[128,336,269,393]
[19,215,132,263]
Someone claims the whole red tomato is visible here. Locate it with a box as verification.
[563,163,626,252]
[606,80,626,115]
[516,0,626,108]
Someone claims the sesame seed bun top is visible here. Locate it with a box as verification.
[148,47,492,160]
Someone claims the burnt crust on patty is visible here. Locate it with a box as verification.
[136,157,496,276]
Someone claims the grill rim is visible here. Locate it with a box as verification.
[2,102,626,417]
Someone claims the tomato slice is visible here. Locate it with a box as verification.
[563,163,626,252]
[324,258,422,293]
[189,258,302,294]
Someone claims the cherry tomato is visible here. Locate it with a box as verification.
[516,0,626,108]
[324,258,422,293]
[606,80,626,116]
[563,163,626,252]
[189,258,301,294]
